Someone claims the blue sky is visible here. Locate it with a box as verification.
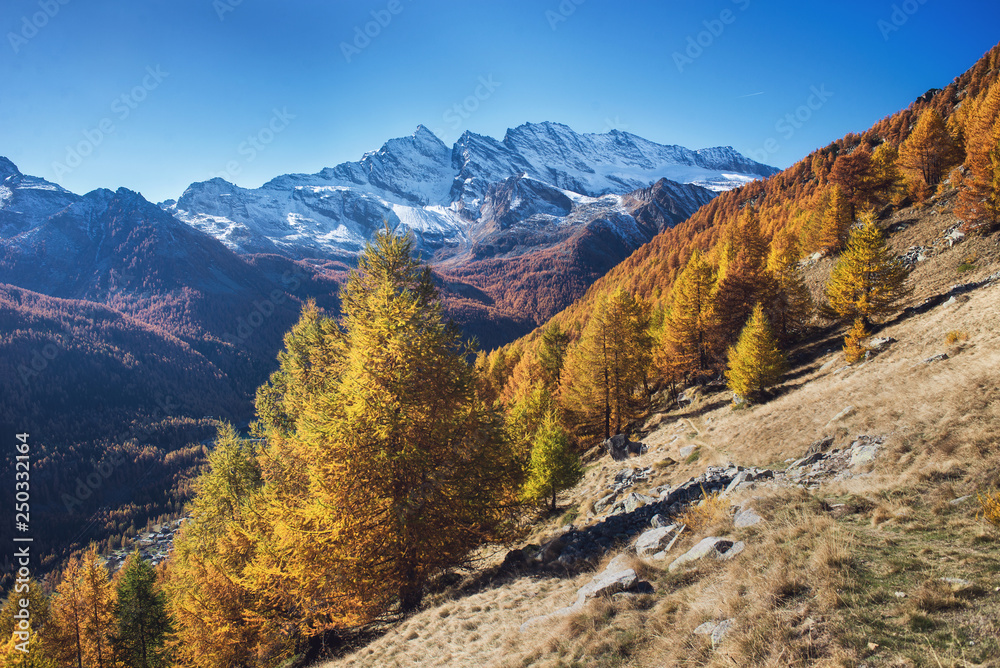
[2,0,998,203]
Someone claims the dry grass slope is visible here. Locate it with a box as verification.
[316,198,1000,668]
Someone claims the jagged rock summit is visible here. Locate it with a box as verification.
[164,122,778,260]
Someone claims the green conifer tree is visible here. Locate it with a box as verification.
[521,412,582,512]
[825,213,911,327]
[725,304,787,406]
[112,554,172,668]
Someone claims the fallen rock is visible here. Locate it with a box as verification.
[635,525,677,557]
[733,508,763,528]
[605,434,648,461]
[693,621,717,636]
[849,444,880,467]
[869,336,896,352]
[923,352,949,364]
[679,444,697,459]
[519,555,651,632]
[826,405,855,426]
[594,492,618,514]
[669,537,742,572]
[805,435,835,457]
[711,619,734,648]
[576,565,643,604]
[650,513,668,528]
[717,541,745,561]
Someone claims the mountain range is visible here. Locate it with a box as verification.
[2,122,775,355]
[164,122,775,263]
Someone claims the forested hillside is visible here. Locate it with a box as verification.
[478,43,1000,443]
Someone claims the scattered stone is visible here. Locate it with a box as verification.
[606,434,648,461]
[635,525,677,557]
[923,353,949,364]
[717,541,745,561]
[826,405,855,426]
[519,554,652,632]
[869,336,896,353]
[650,514,668,528]
[594,493,618,514]
[669,537,741,572]
[849,444,879,467]
[894,591,907,598]
[693,621,717,635]
[734,508,763,528]
[805,435,835,457]
[679,444,697,459]
[711,619,734,648]
[950,495,973,505]
[940,577,973,588]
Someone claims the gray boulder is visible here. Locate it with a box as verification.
[733,508,763,528]
[605,434,648,461]
[669,537,743,572]
[635,525,677,557]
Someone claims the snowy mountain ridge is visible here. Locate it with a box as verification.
[164,122,777,260]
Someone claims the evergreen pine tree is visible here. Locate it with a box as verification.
[521,411,582,512]
[112,554,172,668]
[825,213,911,326]
[725,304,787,406]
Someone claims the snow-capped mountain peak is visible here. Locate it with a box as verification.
[166,122,777,260]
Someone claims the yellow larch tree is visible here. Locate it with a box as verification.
[561,287,653,439]
[657,249,716,383]
[900,108,963,199]
[956,79,1000,233]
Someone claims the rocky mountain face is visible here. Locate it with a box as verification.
[165,122,776,264]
